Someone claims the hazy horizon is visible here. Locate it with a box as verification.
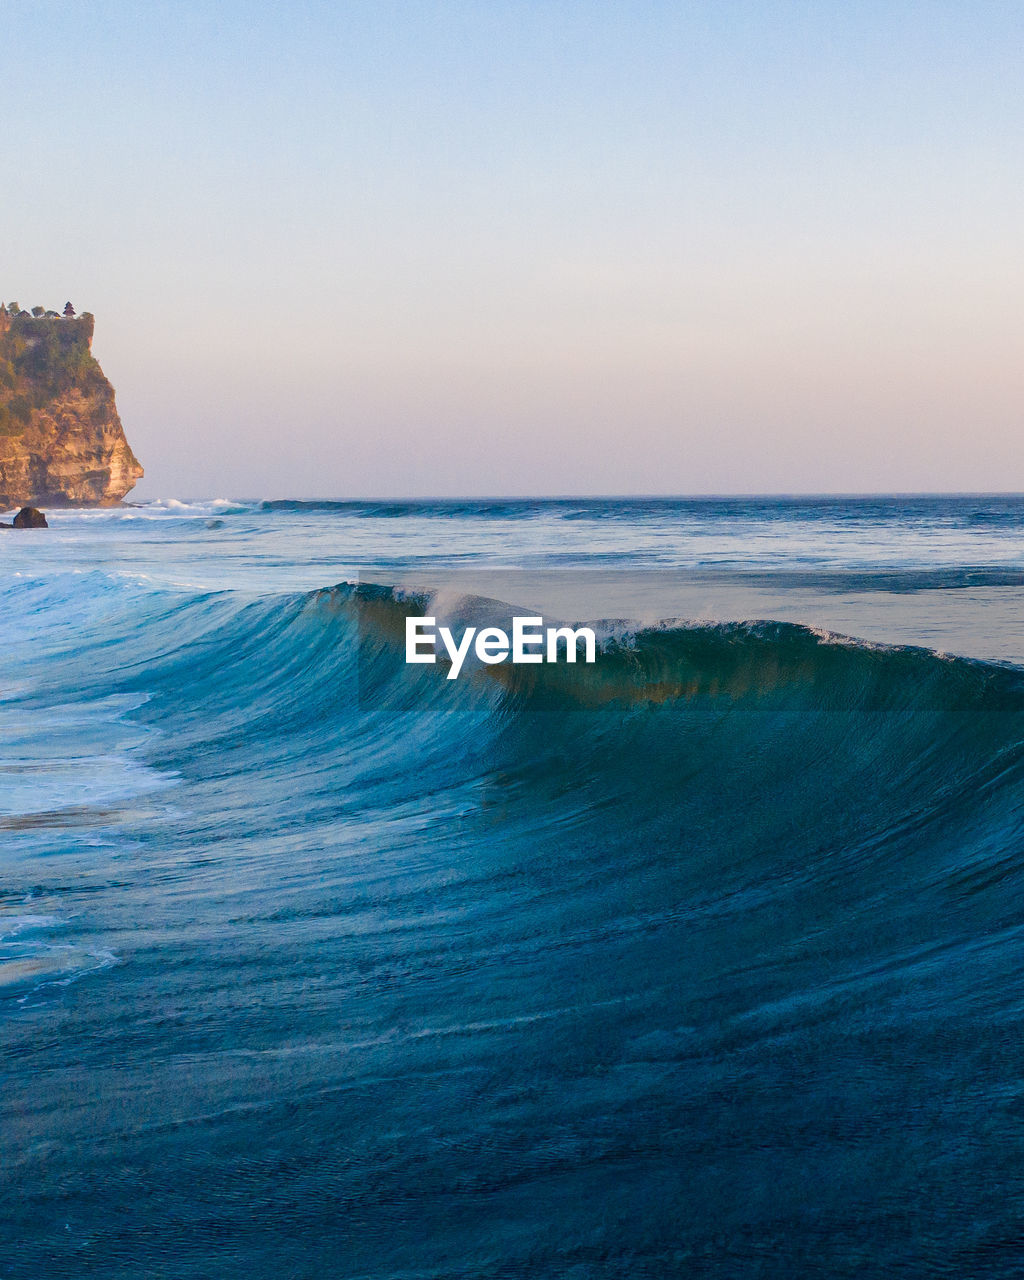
[5,1,1023,499]
[124,490,1024,503]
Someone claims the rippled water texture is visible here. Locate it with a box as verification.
[5,496,1024,1278]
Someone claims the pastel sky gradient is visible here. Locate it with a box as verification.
[4,1,1023,497]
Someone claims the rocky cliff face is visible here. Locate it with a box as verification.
[0,306,143,507]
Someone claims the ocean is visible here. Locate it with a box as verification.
[5,495,1024,1277]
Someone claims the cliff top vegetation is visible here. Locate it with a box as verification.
[0,302,106,436]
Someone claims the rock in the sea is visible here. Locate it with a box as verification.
[0,306,143,507]
[13,506,47,528]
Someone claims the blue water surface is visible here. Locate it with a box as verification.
[5,495,1024,1278]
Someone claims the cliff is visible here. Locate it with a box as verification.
[0,305,143,507]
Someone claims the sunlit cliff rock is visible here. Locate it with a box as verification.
[0,303,143,507]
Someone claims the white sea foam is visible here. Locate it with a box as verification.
[0,914,61,942]
[0,694,178,821]
[0,924,119,1001]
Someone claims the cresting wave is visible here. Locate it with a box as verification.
[9,572,1024,1273]
[10,568,1024,725]
[10,573,1024,848]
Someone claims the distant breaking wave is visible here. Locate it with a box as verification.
[254,495,1024,526]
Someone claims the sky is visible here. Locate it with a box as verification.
[3,0,1024,497]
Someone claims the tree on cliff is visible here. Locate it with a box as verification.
[63,301,76,318]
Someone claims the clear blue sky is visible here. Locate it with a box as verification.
[4,1,1023,496]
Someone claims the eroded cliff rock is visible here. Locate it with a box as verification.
[0,305,143,507]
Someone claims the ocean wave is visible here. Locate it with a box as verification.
[11,571,1024,717]
[10,573,1023,844]
[10,570,1024,1269]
